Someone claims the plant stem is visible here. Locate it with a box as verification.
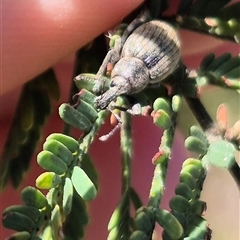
[120,111,132,193]
[148,112,178,208]
[229,162,240,190]
[118,109,132,238]
[78,110,109,160]
[185,96,240,188]
[184,97,213,130]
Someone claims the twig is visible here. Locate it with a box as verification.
[148,112,178,208]
[120,111,132,193]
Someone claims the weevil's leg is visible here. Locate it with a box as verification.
[96,36,121,76]
[99,105,122,141]
[93,36,122,93]
[121,8,151,45]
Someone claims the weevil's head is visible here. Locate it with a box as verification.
[111,57,150,94]
[95,57,150,109]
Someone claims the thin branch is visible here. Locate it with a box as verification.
[78,110,109,161]
[120,111,132,193]
[148,112,178,208]
[184,97,213,130]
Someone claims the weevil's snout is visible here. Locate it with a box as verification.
[94,88,119,109]
[95,57,150,110]
[94,79,128,110]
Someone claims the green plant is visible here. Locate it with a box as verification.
[1,0,240,239]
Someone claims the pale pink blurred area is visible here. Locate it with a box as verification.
[1,1,239,239]
[1,0,143,96]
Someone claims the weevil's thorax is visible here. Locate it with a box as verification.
[111,57,150,94]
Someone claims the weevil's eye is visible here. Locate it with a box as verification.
[110,81,116,87]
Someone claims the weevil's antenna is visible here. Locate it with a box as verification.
[99,122,121,141]
[99,106,122,141]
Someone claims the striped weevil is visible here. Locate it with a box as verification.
[74,9,181,139]
[90,8,181,110]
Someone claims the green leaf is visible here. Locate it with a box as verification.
[6,231,31,240]
[186,215,208,238]
[37,150,68,175]
[205,140,236,168]
[198,53,215,72]
[36,172,61,189]
[189,126,209,146]
[108,193,129,231]
[205,53,231,71]
[153,98,171,115]
[81,153,98,189]
[153,109,172,130]
[40,224,53,240]
[175,183,193,200]
[2,211,35,232]
[185,136,208,154]
[179,171,197,190]
[172,95,182,112]
[74,73,97,91]
[71,166,97,201]
[63,177,74,215]
[21,186,48,209]
[59,103,92,132]
[129,230,148,240]
[134,206,154,233]
[196,53,240,90]
[62,190,88,239]
[3,205,41,222]
[76,88,96,105]
[46,133,79,153]
[51,204,62,240]
[169,195,191,214]
[43,139,74,165]
[74,74,110,93]
[181,164,203,181]
[129,187,143,210]
[155,208,183,240]
[191,200,207,215]
[75,99,98,123]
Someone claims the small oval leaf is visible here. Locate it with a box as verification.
[155,208,183,240]
[71,166,97,201]
[63,177,74,215]
[153,109,172,130]
[36,172,61,189]
[206,140,236,168]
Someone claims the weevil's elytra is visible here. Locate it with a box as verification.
[92,12,181,110]
[121,20,180,81]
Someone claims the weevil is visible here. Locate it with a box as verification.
[83,9,180,110]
